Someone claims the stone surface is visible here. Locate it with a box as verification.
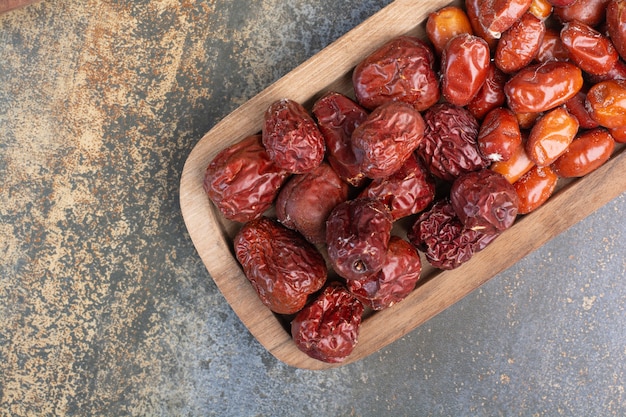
[1,1,625,416]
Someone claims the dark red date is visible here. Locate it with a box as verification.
[234,217,327,315]
[326,198,393,281]
[204,135,290,223]
[560,20,619,76]
[478,0,533,38]
[262,98,326,174]
[352,101,425,179]
[291,283,364,363]
[276,162,349,245]
[347,236,422,310]
[352,36,440,111]
[467,63,509,121]
[607,0,626,61]
[495,12,546,74]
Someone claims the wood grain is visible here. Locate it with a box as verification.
[179,0,626,370]
[0,0,40,14]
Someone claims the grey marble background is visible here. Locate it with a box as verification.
[1,1,625,416]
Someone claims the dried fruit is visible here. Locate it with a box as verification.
[312,92,369,187]
[553,0,610,27]
[450,169,519,234]
[204,135,289,223]
[526,107,579,166]
[490,139,536,183]
[417,103,488,182]
[495,12,546,74]
[514,165,558,214]
[586,79,626,129]
[560,21,619,76]
[234,217,327,315]
[478,107,522,162]
[347,236,422,310]
[607,0,626,61]
[262,98,325,174]
[276,162,349,244]
[478,0,533,38]
[536,28,570,63]
[551,128,615,177]
[352,101,425,179]
[292,283,364,363]
[352,36,440,111]
[326,198,393,281]
[467,63,509,120]
[426,6,474,55]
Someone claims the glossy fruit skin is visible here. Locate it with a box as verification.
[513,165,559,214]
[291,283,364,363]
[352,101,425,179]
[276,162,349,245]
[347,236,422,310]
[536,28,570,63]
[326,198,393,281]
[529,0,553,19]
[547,0,577,6]
[467,63,509,120]
[407,199,500,270]
[609,125,626,143]
[526,107,579,166]
[478,107,522,162]
[441,33,491,106]
[417,103,488,182]
[607,0,626,61]
[450,169,519,234]
[352,36,440,111]
[495,12,546,74]
[312,92,369,187]
[586,79,626,128]
[551,128,615,177]
[478,0,533,38]
[490,139,536,183]
[234,217,327,315]
[564,90,600,129]
[553,0,610,27]
[466,0,499,49]
[426,6,473,55]
[560,21,619,76]
[505,61,584,113]
[359,154,436,220]
[262,98,325,174]
[584,60,626,84]
[204,135,290,223]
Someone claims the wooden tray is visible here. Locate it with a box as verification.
[179,0,626,370]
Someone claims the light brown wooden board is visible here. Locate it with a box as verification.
[0,0,40,14]
[179,0,626,370]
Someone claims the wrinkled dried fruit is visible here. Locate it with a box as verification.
[466,0,499,49]
[586,79,626,129]
[536,28,570,63]
[276,162,349,244]
[467,63,509,120]
[564,90,600,129]
[353,36,440,111]
[326,198,393,281]
[312,92,369,187]
[234,217,327,315]
[417,103,488,182]
[505,61,583,114]
[347,236,422,310]
[478,107,522,162]
[441,33,491,106]
[352,101,425,179]
[407,200,500,270]
[292,283,364,363]
[204,135,290,223]
[513,165,558,214]
[495,12,546,74]
[262,98,325,174]
[553,0,610,27]
[560,21,619,76]
[450,169,519,234]
[426,6,474,55]
[359,154,436,220]
[607,0,626,61]
[551,128,615,177]
[478,0,533,38]
[526,107,579,166]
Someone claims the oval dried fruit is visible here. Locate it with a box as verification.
[513,165,558,214]
[526,107,579,166]
[551,128,615,177]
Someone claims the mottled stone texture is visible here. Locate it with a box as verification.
[0,1,625,416]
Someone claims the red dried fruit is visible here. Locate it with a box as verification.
[351,101,425,179]
[490,139,536,184]
[564,90,600,129]
[586,79,626,128]
[312,92,369,187]
[529,0,553,19]
[536,28,571,63]
[526,106,579,166]
[359,154,435,220]
[234,217,327,315]
[347,236,422,310]
[276,162,349,245]
[352,36,440,111]
[504,61,584,113]
[478,0,533,38]
[291,283,364,363]
[607,0,626,61]
[326,198,393,281]
[495,12,546,74]
[407,200,500,270]
[609,125,626,143]
[553,0,610,27]
[203,135,290,223]
[478,107,522,162]
[551,128,615,177]
[450,169,519,234]
[466,0,499,49]
[426,6,474,55]
[514,165,558,214]
[440,33,491,107]
[262,98,325,174]
[467,63,509,120]
[560,21,619,76]
[417,103,488,182]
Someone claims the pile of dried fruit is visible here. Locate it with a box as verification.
[203,0,626,363]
